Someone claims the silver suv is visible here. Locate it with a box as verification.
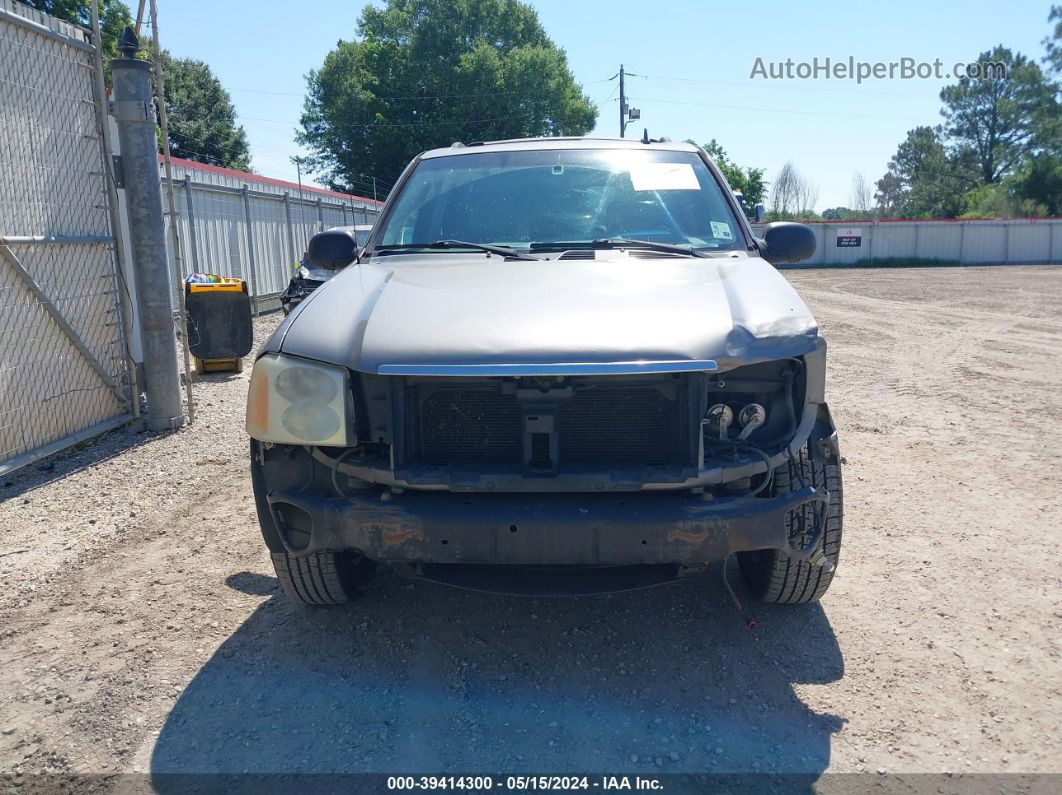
[246,137,842,605]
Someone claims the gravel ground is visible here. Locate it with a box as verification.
[0,266,1060,786]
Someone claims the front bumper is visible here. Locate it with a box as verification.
[260,484,827,567]
[280,278,324,312]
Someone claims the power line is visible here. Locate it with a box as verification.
[637,73,934,97]
[240,110,544,129]
[228,77,614,101]
[171,128,395,194]
[626,95,926,122]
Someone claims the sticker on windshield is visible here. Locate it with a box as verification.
[710,221,733,240]
[628,162,700,191]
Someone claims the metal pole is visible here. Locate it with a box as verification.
[372,176,378,203]
[293,156,308,249]
[133,0,146,36]
[148,1,195,423]
[283,191,296,265]
[89,2,139,420]
[110,33,184,431]
[242,185,260,317]
[316,197,324,232]
[183,174,200,272]
[619,64,626,138]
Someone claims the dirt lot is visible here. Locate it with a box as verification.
[1,265,1060,785]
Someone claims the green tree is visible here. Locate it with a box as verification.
[158,51,251,170]
[939,46,1058,185]
[298,0,597,192]
[1044,5,1062,76]
[875,126,973,217]
[873,172,905,217]
[1012,153,1062,215]
[687,138,767,219]
[22,0,131,62]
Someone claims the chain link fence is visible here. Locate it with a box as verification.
[0,1,133,475]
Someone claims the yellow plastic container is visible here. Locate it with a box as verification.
[185,277,251,373]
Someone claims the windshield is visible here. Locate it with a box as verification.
[373,148,746,253]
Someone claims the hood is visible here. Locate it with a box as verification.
[274,252,818,373]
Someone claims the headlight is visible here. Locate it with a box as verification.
[246,354,356,445]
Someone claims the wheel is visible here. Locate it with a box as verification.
[737,437,843,604]
[270,550,375,606]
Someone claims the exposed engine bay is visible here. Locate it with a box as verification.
[255,354,817,502]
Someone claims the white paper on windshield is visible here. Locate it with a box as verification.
[710,221,733,240]
[628,162,700,191]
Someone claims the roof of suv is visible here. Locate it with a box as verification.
[421,136,699,159]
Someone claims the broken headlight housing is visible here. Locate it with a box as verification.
[246,354,356,446]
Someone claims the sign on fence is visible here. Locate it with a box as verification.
[836,227,863,248]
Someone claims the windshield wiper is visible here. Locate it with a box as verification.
[529,238,709,258]
[429,240,541,260]
[374,240,540,261]
[615,238,709,258]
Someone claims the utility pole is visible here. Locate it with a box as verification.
[110,28,185,431]
[291,156,309,249]
[615,65,640,137]
[372,176,378,203]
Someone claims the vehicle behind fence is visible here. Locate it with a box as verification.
[159,158,381,313]
[0,0,135,475]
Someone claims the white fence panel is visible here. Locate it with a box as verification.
[1009,223,1052,263]
[158,160,383,310]
[751,219,1061,265]
[962,222,1007,263]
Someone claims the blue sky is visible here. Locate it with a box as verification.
[159,0,1056,208]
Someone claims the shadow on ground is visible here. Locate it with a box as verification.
[0,425,158,502]
[151,564,844,783]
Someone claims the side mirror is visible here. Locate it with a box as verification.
[757,221,816,265]
[754,203,765,223]
[307,229,358,269]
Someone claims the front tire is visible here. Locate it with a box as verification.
[737,437,843,604]
[270,550,375,606]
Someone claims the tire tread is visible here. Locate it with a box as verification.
[271,550,363,606]
[738,439,843,604]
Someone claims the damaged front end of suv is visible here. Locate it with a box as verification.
[246,137,842,605]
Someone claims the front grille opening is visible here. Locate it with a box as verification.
[408,377,689,471]
[558,385,683,465]
[418,388,522,463]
